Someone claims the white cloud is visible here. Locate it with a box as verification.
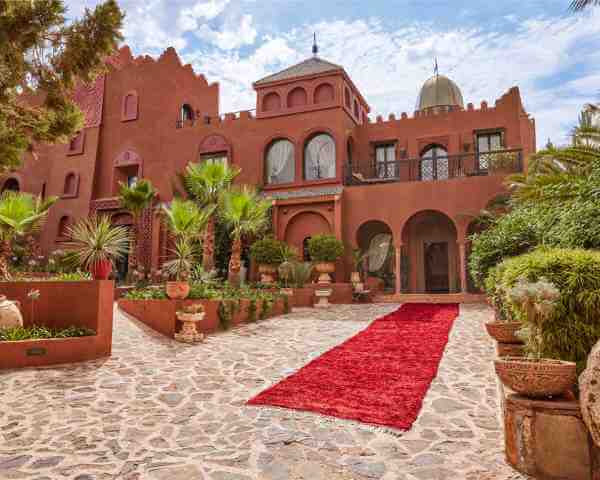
[177,0,231,31]
[196,14,257,50]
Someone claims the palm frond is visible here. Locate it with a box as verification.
[161,198,215,240]
[570,0,600,11]
[220,186,271,240]
[0,191,55,238]
[118,179,156,218]
[183,161,240,206]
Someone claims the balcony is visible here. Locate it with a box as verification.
[344,148,523,185]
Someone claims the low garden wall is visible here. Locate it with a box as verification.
[118,296,287,339]
[287,283,353,307]
[0,280,114,369]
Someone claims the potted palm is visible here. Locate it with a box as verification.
[307,234,344,284]
[162,238,197,299]
[220,186,271,286]
[249,236,285,284]
[0,192,57,280]
[118,178,157,281]
[161,198,213,300]
[494,277,577,398]
[183,161,240,271]
[66,216,129,280]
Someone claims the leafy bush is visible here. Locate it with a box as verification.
[307,235,344,262]
[188,282,220,300]
[249,237,286,265]
[122,287,167,300]
[284,261,313,288]
[0,325,95,341]
[491,248,600,372]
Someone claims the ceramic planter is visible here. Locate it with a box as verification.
[494,357,577,399]
[174,310,204,343]
[315,262,335,284]
[0,295,22,328]
[166,281,190,300]
[485,321,524,344]
[258,264,277,284]
[89,259,112,280]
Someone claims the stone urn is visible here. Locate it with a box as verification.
[0,295,23,329]
[166,281,190,300]
[495,357,577,399]
[175,305,205,343]
[580,338,600,447]
[314,262,335,284]
[314,287,332,309]
[258,264,277,284]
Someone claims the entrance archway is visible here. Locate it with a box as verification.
[284,211,331,257]
[402,210,458,293]
[1,178,20,193]
[356,220,394,291]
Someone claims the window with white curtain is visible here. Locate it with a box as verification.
[200,152,228,166]
[477,132,503,170]
[266,139,295,184]
[375,144,397,178]
[304,134,336,180]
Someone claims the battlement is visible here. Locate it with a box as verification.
[175,109,257,129]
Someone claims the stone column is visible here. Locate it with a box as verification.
[458,242,467,293]
[395,245,402,295]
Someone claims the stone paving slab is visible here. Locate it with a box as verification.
[0,303,528,479]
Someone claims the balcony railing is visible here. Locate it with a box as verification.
[344,149,523,185]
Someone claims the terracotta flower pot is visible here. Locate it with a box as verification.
[485,321,524,344]
[315,262,335,284]
[258,264,277,284]
[89,259,112,280]
[496,342,525,358]
[494,357,577,399]
[166,281,190,300]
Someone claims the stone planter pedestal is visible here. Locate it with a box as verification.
[504,394,600,479]
[174,312,205,344]
[314,287,332,309]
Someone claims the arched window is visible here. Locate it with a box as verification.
[314,83,334,104]
[344,88,351,108]
[353,100,359,118]
[58,216,72,238]
[122,92,138,121]
[180,104,194,122]
[262,92,281,112]
[265,139,295,184]
[68,131,84,154]
[420,145,449,181]
[1,178,19,193]
[287,87,307,108]
[303,237,312,261]
[63,173,78,196]
[304,133,336,180]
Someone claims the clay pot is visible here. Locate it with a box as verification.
[258,264,277,284]
[315,262,335,284]
[280,287,294,296]
[494,357,577,399]
[0,295,23,329]
[89,259,112,280]
[485,321,524,344]
[166,281,190,300]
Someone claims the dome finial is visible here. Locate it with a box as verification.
[312,32,318,56]
[434,57,439,77]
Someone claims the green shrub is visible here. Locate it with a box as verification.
[249,237,286,265]
[492,248,600,372]
[123,287,167,300]
[307,235,344,262]
[0,325,95,341]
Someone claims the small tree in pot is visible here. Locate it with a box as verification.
[162,239,198,299]
[66,216,129,280]
[307,234,344,284]
[494,277,577,398]
[249,236,285,284]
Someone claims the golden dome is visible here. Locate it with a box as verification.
[416,74,464,113]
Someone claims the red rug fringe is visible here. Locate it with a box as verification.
[247,303,459,431]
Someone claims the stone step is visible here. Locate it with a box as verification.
[373,293,487,304]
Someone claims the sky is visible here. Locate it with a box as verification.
[66,0,600,147]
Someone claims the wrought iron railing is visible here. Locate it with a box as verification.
[344,148,523,185]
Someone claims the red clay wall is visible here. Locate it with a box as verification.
[0,280,114,369]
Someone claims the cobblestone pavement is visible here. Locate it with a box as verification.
[0,303,528,480]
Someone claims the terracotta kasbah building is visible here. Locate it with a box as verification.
[4,45,536,295]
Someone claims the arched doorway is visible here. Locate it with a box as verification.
[402,210,458,293]
[1,178,20,193]
[356,220,394,291]
[284,211,331,258]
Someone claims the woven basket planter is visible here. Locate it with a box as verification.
[494,357,577,399]
[485,321,524,344]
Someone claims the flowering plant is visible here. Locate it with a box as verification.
[507,276,560,359]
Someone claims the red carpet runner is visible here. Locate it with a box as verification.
[247,303,459,430]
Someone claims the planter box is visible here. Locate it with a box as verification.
[0,280,114,369]
[291,287,315,308]
[305,283,354,305]
[118,298,219,338]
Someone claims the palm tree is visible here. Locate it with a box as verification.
[161,198,215,241]
[220,186,271,285]
[570,0,600,10]
[183,162,240,272]
[0,192,57,280]
[118,179,157,276]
